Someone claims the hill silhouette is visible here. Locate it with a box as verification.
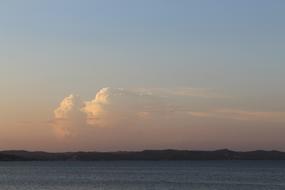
[1,149,285,161]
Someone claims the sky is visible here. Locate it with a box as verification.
[0,0,285,151]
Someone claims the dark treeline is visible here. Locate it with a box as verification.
[1,149,285,161]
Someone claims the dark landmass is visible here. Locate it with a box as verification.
[1,149,285,161]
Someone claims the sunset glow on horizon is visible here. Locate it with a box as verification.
[1,0,285,151]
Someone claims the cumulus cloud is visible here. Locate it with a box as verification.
[52,88,165,138]
[52,94,86,139]
[82,87,164,127]
[48,87,285,151]
[51,87,285,141]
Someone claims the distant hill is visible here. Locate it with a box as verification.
[1,149,285,161]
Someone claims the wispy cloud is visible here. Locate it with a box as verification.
[189,109,285,123]
[135,87,228,98]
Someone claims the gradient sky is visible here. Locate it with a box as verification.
[0,0,285,151]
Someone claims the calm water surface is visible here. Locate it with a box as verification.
[0,161,285,190]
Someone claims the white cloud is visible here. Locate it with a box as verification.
[52,87,183,139]
[52,87,285,142]
[82,87,161,127]
[52,94,86,139]
[52,88,163,139]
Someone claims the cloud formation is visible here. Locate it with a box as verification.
[189,109,285,123]
[135,87,228,98]
[52,87,285,141]
[52,94,86,139]
[52,88,155,138]
[82,87,172,127]
[52,87,189,138]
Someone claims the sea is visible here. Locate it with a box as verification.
[0,161,285,190]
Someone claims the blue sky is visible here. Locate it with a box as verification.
[1,1,284,91]
[0,0,285,150]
